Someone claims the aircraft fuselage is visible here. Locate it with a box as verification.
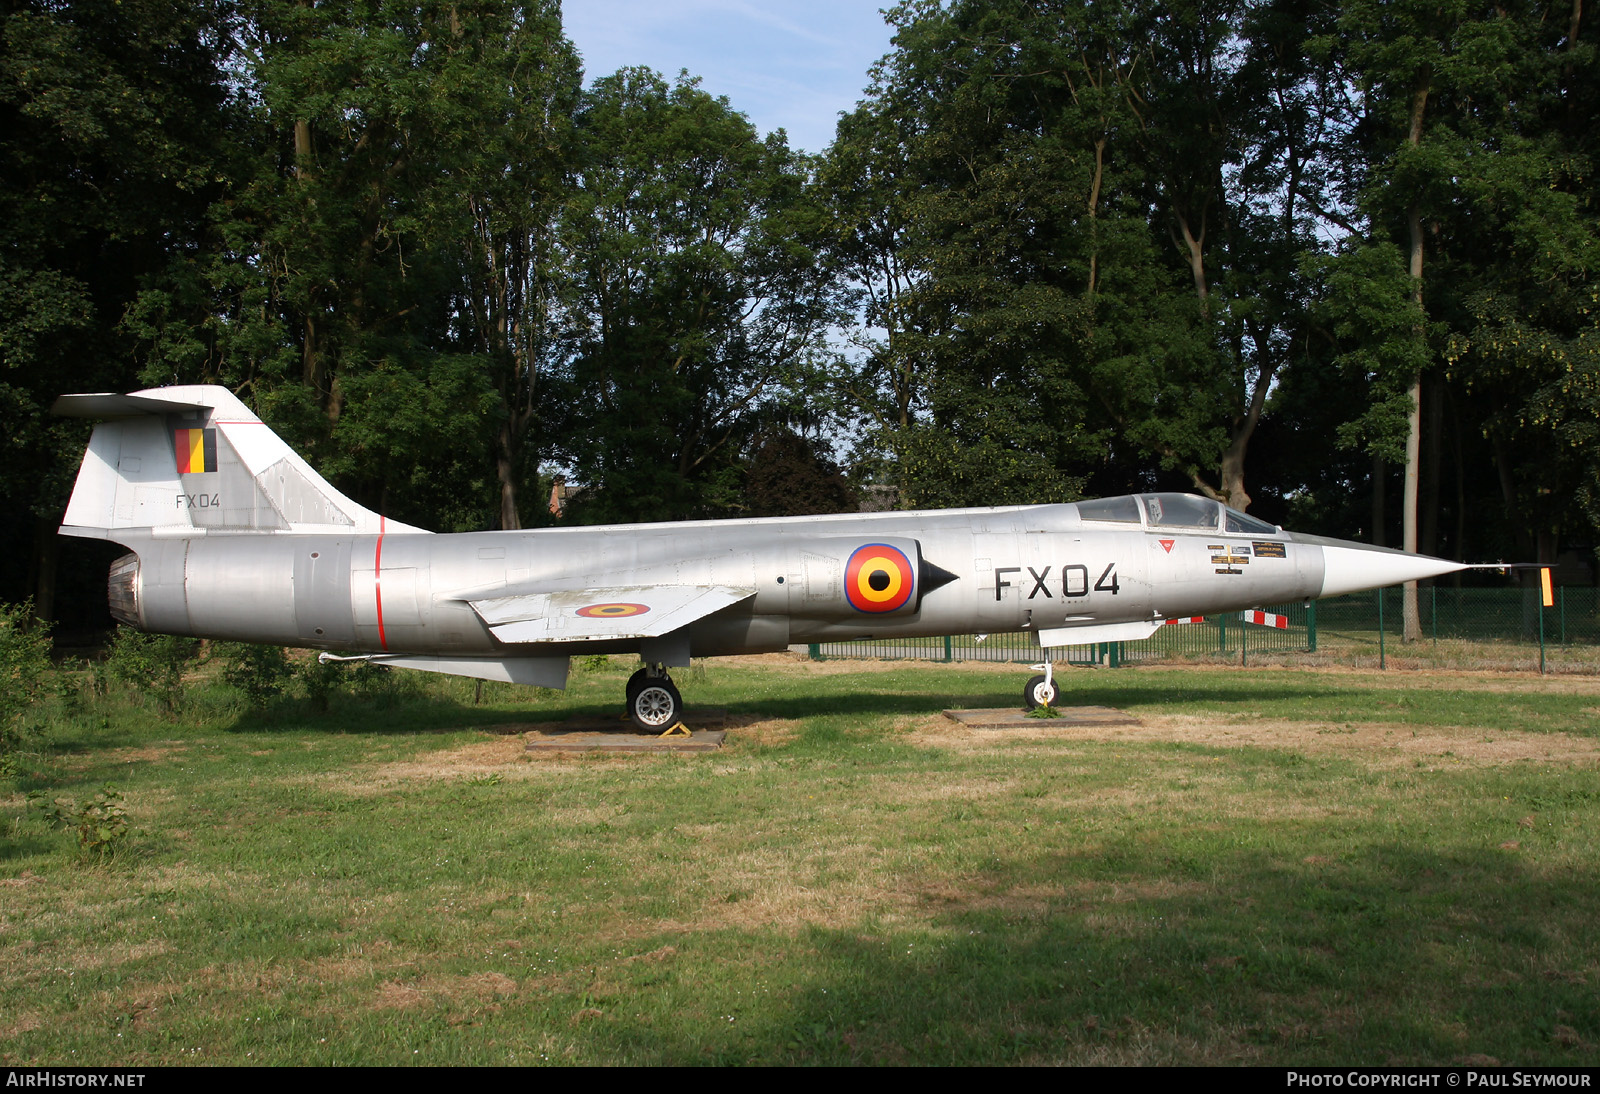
[111,503,1328,659]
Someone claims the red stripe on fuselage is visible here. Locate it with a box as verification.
[374,514,387,651]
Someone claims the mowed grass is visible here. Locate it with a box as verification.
[3,656,1599,1066]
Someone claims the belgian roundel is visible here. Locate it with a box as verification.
[845,543,916,614]
[576,602,650,618]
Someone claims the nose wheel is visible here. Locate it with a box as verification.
[626,666,683,731]
[1022,661,1058,710]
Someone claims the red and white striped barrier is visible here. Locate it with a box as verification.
[1242,609,1288,629]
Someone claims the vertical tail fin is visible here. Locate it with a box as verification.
[53,385,429,540]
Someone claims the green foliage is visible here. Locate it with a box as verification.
[1309,244,1434,463]
[103,628,200,718]
[830,0,1340,512]
[893,428,1084,510]
[30,783,129,856]
[0,601,51,755]
[215,643,294,708]
[555,69,842,524]
[297,655,346,714]
[742,432,858,516]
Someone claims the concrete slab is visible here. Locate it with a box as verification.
[943,706,1141,729]
[524,728,726,753]
[514,708,732,752]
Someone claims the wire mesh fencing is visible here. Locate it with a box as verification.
[804,584,1600,674]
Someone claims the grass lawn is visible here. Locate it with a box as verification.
[3,655,1598,1065]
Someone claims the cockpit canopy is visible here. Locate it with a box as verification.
[1075,493,1279,535]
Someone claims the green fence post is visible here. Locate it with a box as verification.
[1242,614,1248,667]
[1431,585,1437,645]
[1560,587,1566,645]
[1539,590,1547,675]
[943,634,953,663]
[1378,587,1386,670]
[1307,600,1318,652]
[1218,613,1227,655]
[808,643,821,661]
[1112,641,1121,668]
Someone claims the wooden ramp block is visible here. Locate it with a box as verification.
[943,706,1140,729]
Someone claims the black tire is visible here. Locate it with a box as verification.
[625,668,651,702]
[1023,674,1057,710]
[630,679,683,732]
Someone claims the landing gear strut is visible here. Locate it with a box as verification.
[626,665,682,731]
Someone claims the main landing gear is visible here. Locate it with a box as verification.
[625,665,683,732]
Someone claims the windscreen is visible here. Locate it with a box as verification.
[1142,493,1218,529]
[1224,507,1279,534]
[1076,496,1142,523]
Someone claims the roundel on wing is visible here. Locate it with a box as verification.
[845,543,916,613]
[576,602,651,618]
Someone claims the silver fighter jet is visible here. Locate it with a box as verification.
[56,386,1470,728]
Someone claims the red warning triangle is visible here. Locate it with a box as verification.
[1159,539,1175,553]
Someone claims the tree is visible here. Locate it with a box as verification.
[127,0,582,532]
[0,0,235,619]
[1320,0,1599,631]
[825,0,1348,512]
[553,69,839,523]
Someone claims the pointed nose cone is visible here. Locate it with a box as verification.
[1314,540,1469,598]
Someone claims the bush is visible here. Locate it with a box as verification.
[103,627,200,718]
[30,783,129,856]
[0,601,52,758]
[215,642,293,707]
[297,654,345,712]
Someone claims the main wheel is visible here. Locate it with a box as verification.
[630,679,683,732]
[1023,674,1057,710]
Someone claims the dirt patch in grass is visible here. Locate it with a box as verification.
[721,716,800,748]
[372,735,531,779]
[372,972,519,1011]
[964,711,1600,768]
[104,744,192,765]
[1142,714,1600,767]
[375,980,430,1010]
[1126,662,1600,695]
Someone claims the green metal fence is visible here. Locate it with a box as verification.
[808,599,1315,665]
[805,585,1600,673]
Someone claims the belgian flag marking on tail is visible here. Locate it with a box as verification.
[175,428,217,474]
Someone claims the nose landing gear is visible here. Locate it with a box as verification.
[1022,661,1058,710]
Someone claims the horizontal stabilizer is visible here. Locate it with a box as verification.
[1037,620,1164,647]
[468,585,755,643]
[52,393,214,418]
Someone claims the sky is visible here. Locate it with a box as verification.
[561,1,901,156]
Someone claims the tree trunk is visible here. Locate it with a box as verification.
[496,421,521,531]
[1401,76,1430,643]
[31,516,58,629]
[1372,453,1386,547]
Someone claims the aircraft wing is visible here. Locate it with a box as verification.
[466,584,756,644]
